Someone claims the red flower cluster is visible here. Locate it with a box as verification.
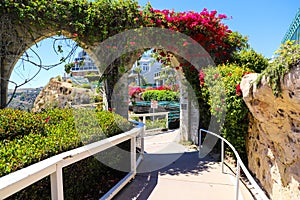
[45,116,50,123]
[128,87,145,97]
[242,72,252,77]
[199,70,205,86]
[236,84,242,96]
[142,7,234,60]
[146,85,172,91]
[214,73,220,79]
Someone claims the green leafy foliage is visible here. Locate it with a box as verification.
[233,48,269,73]
[0,109,45,141]
[145,118,167,130]
[142,90,179,101]
[1,0,141,45]
[202,64,254,161]
[0,108,134,199]
[0,108,133,177]
[257,40,300,97]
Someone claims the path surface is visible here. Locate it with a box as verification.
[113,130,255,200]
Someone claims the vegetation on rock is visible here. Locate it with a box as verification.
[257,40,300,96]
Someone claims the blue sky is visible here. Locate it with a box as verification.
[9,0,300,89]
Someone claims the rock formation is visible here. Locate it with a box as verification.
[240,68,300,200]
[32,78,96,112]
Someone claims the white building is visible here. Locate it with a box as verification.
[128,53,176,87]
[70,50,99,77]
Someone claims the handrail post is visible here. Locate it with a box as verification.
[131,136,137,175]
[143,116,146,132]
[236,162,240,200]
[141,127,145,159]
[221,140,224,173]
[198,129,202,158]
[166,113,169,129]
[50,162,64,200]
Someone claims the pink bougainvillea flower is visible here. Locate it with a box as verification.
[199,70,205,83]
[242,72,252,77]
[45,116,50,123]
[183,41,188,46]
[214,73,219,79]
[236,84,242,96]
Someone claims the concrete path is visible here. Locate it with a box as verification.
[113,130,255,200]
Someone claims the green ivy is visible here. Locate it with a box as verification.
[1,0,141,45]
[256,40,300,97]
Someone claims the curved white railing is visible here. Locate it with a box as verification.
[0,121,144,200]
[199,129,269,200]
[129,112,169,132]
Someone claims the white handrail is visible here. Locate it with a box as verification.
[0,123,144,200]
[199,129,269,200]
[129,112,169,132]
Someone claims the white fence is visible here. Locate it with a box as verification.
[129,112,169,132]
[0,121,144,200]
[199,129,269,200]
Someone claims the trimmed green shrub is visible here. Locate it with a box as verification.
[233,48,269,73]
[142,90,179,101]
[0,108,134,199]
[145,118,167,130]
[0,109,45,141]
[202,64,254,161]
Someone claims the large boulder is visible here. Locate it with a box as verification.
[240,68,300,200]
[32,78,95,112]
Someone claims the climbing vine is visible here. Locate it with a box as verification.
[256,40,300,97]
[0,0,141,45]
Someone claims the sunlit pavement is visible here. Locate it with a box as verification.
[113,130,255,200]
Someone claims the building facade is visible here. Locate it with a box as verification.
[70,50,99,77]
[128,54,169,87]
[282,9,300,43]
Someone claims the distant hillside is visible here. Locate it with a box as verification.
[7,88,43,111]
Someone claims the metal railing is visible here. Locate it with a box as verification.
[129,112,169,132]
[199,129,269,200]
[0,122,145,200]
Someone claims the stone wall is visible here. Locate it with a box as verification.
[240,69,300,200]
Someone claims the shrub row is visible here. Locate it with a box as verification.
[0,109,45,141]
[142,90,179,101]
[0,108,134,199]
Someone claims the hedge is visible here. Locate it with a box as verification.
[142,90,179,101]
[0,108,134,199]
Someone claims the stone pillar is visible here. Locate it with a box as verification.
[0,61,9,109]
[179,70,199,142]
[179,77,190,141]
[112,73,129,119]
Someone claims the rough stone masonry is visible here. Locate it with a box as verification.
[240,67,300,200]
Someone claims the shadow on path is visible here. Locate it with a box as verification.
[113,151,219,200]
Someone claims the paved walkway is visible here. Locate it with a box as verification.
[114,130,255,200]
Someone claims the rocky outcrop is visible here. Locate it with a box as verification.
[240,69,300,200]
[32,78,95,112]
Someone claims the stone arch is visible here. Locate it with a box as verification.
[0,26,91,108]
[91,27,214,141]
